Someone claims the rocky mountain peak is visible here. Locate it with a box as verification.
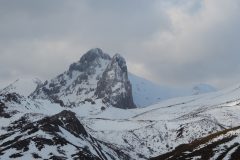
[31,48,135,109]
[69,48,111,73]
[95,54,136,109]
[83,48,110,60]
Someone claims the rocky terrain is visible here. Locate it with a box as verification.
[151,126,240,160]
[0,93,130,159]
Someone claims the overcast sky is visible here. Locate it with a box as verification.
[0,0,240,89]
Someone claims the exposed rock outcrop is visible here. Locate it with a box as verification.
[95,54,136,109]
[69,48,111,73]
[0,93,22,118]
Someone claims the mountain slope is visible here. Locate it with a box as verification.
[0,111,131,160]
[129,73,217,107]
[150,126,240,160]
[192,83,217,95]
[75,83,240,159]
[0,78,42,97]
[129,73,174,107]
[0,94,131,160]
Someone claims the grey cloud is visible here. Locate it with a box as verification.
[0,0,240,89]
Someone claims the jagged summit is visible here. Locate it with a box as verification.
[95,54,135,109]
[69,48,111,73]
[84,48,111,60]
[31,48,135,109]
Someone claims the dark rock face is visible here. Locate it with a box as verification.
[0,93,22,118]
[1,93,22,104]
[0,101,9,118]
[95,54,136,109]
[39,110,88,136]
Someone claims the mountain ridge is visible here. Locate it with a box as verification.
[1,48,216,108]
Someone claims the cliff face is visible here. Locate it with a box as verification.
[31,48,135,109]
[95,54,135,109]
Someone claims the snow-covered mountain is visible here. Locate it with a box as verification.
[0,49,216,108]
[0,78,42,97]
[1,48,236,160]
[129,73,217,107]
[129,73,171,107]
[31,48,135,109]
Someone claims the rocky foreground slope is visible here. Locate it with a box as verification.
[0,93,131,159]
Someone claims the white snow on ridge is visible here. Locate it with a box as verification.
[129,73,171,107]
[0,77,42,97]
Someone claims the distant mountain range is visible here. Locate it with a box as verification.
[3,48,239,160]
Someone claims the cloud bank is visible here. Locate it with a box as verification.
[0,0,240,88]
